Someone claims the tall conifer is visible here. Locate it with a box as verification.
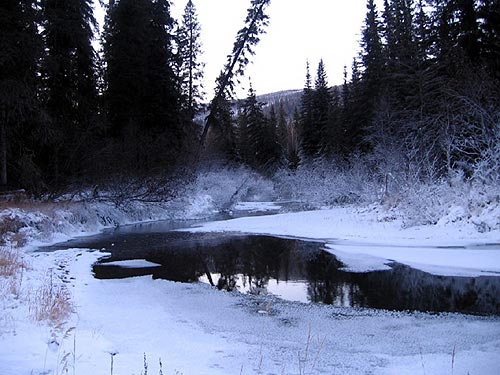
[103,0,182,171]
[313,60,332,159]
[299,61,316,160]
[177,0,204,118]
[0,0,41,188]
[239,84,279,173]
[40,0,98,183]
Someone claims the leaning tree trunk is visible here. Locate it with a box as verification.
[199,0,271,148]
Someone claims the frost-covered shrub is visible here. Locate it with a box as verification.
[397,181,459,227]
[183,165,276,213]
[394,170,500,230]
[473,121,500,187]
[273,157,380,206]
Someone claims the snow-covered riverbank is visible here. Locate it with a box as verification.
[186,204,500,277]
[2,246,500,375]
[1,201,500,374]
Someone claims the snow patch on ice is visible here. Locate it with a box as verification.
[99,259,161,268]
[233,201,281,211]
[325,246,393,273]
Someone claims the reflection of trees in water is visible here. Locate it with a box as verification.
[95,233,500,314]
[153,247,206,282]
[215,236,290,293]
[352,264,500,314]
[305,251,357,305]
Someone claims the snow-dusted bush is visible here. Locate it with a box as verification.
[0,199,183,249]
[0,166,278,250]
[392,171,499,230]
[273,156,380,206]
[396,180,461,227]
[473,121,500,187]
[183,165,276,213]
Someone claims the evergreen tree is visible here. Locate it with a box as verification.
[268,104,278,145]
[339,0,500,182]
[325,86,343,156]
[383,0,416,65]
[40,0,99,184]
[239,84,279,173]
[428,0,481,71]
[456,0,482,61]
[276,101,288,157]
[414,0,432,60]
[299,61,316,160]
[206,83,237,162]
[313,60,333,158]
[103,0,183,172]
[0,0,42,189]
[177,0,204,118]
[478,0,500,78]
[287,108,301,170]
[362,0,385,92]
[201,0,271,146]
[342,57,368,154]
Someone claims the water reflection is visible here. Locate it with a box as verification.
[87,234,500,315]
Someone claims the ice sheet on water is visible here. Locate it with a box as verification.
[98,259,161,268]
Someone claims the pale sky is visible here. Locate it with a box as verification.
[95,1,374,99]
[170,0,369,98]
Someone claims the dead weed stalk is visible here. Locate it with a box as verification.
[31,269,73,325]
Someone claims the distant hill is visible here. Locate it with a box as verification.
[255,89,302,119]
[196,89,302,124]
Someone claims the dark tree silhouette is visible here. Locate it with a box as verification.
[200,0,271,147]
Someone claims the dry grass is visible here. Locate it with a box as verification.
[0,248,29,298]
[0,197,74,214]
[0,248,28,277]
[30,270,73,325]
[1,199,76,327]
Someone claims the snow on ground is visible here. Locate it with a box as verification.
[1,247,500,375]
[1,202,500,375]
[184,206,500,277]
[233,201,282,212]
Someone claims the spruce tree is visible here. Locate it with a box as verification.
[103,0,183,172]
[341,57,366,154]
[201,0,271,146]
[40,0,98,184]
[239,84,279,173]
[177,0,204,118]
[0,0,42,189]
[268,104,278,147]
[276,101,288,158]
[287,108,301,170]
[361,0,385,105]
[299,61,316,160]
[478,0,500,78]
[313,60,333,159]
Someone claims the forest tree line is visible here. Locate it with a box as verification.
[1,0,204,194]
[219,0,500,185]
[1,0,499,196]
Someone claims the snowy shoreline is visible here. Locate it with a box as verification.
[1,200,500,375]
[184,205,500,277]
[3,245,500,375]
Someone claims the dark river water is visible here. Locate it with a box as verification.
[43,219,500,315]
